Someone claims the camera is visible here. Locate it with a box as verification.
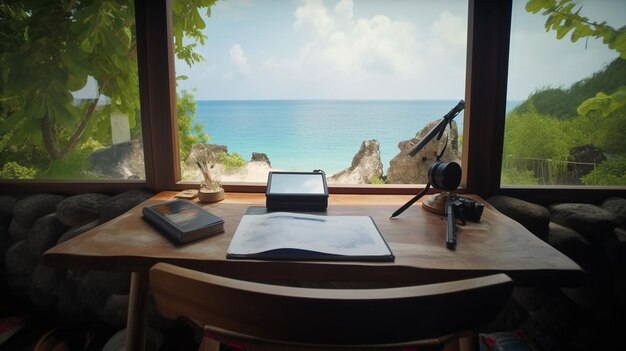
[428,161,461,191]
[449,195,484,223]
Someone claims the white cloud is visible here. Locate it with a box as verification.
[281,0,420,79]
[333,0,353,32]
[294,0,333,37]
[429,10,466,57]
[420,10,467,84]
[183,0,470,99]
[229,43,251,75]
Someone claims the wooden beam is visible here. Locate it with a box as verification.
[463,0,512,199]
[136,0,180,192]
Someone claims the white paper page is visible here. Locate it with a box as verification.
[227,212,391,256]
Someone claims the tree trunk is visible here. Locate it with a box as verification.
[42,114,63,160]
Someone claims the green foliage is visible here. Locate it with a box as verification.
[581,155,626,185]
[503,106,572,161]
[370,176,385,184]
[43,152,94,179]
[172,0,217,66]
[514,59,626,119]
[504,89,626,185]
[514,87,573,119]
[503,3,626,185]
[563,105,626,154]
[218,152,247,170]
[502,105,573,184]
[577,87,626,117]
[525,0,626,117]
[526,0,626,58]
[0,0,216,179]
[0,1,138,161]
[0,162,37,179]
[177,89,210,161]
[42,137,104,179]
[500,167,538,185]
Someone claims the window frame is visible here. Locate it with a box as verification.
[1,0,624,205]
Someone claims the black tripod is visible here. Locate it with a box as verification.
[390,100,465,249]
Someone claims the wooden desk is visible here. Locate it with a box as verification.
[43,192,584,351]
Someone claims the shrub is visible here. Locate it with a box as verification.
[581,155,626,185]
[370,176,385,184]
[0,161,37,179]
[218,152,246,170]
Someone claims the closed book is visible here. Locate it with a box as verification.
[142,199,224,244]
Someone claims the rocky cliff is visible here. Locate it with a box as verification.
[327,140,383,184]
[386,120,460,184]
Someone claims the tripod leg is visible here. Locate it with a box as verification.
[390,183,431,219]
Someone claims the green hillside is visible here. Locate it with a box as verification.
[514,58,626,119]
[503,57,626,186]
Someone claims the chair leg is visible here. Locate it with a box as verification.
[459,334,478,351]
[442,338,460,351]
[198,336,220,351]
[440,332,477,351]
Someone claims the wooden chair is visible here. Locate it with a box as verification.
[149,263,513,351]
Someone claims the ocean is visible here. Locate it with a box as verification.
[195,100,519,174]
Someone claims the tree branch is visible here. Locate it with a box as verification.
[549,9,618,35]
[61,77,110,157]
[42,114,63,160]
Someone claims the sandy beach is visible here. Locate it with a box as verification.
[185,161,277,183]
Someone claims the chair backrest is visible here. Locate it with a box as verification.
[149,263,513,350]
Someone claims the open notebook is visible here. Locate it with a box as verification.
[226,212,394,262]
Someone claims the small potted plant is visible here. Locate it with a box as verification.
[196,160,224,203]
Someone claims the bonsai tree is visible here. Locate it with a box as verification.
[196,160,221,192]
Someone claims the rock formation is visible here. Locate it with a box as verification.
[328,140,383,184]
[88,139,145,179]
[386,120,460,184]
[565,144,606,184]
[251,152,271,167]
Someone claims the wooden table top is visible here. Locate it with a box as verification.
[43,192,585,287]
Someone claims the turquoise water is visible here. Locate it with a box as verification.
[195,100,518,174]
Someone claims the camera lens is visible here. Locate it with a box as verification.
[428,161,461,190]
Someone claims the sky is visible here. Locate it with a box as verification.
[174,0,625,101]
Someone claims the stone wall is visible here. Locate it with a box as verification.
[0,189,160,328]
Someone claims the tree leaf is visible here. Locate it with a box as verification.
[80,38,93,53]
[526,0,550,13]
[0,109,25,134]
[192,9,206,29]
[576,89,626,117]
[610,30,626,57]
[571,24,592,42]
[67,73,89,91]
[172,0,183,14]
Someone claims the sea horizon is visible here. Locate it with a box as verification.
[193,99,521,174]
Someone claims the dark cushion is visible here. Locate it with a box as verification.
[602,197,626,230]
[548,222,594,267]
[12,193,65,226]
[56,193,110,227]
[487,195,550,241]
[549,203,616,244]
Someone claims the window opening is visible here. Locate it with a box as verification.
[174,0,468,186]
